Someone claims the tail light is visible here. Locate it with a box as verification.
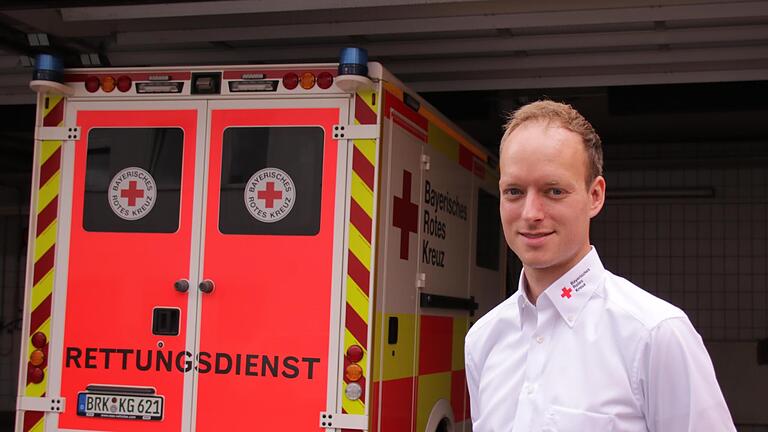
[117,75,132,92]
[282,73,299,90]
[346,345,364,363]
[85,76,100,93]
[31,332,47,348]
[28,367,44,384]
[317,72,333,89]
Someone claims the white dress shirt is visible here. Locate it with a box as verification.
[465,248,735,432]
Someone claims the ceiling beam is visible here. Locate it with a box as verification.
[409,68,768,92]
[60,0,489,21]
[114,1,768,46]
[386,46,768,74]
[101,24,768,65]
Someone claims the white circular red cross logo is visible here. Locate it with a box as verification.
[244,167,295,223]
[108,167,156,221]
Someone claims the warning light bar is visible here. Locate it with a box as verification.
[136,82,184,94]
[228,80,278,92]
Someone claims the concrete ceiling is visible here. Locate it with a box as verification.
[0,0,766,197]
[0,0,767,104]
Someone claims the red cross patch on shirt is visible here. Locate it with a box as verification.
[561,287,573,299]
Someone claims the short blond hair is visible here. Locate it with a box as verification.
[501,100,603,185]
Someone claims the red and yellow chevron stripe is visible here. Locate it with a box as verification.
[23,94,65,432]
[381,82,495,183]
[342,89,378,420]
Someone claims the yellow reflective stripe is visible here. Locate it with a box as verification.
[346,276,369,325]
[40,140,62,165]
[350,172,373,217]
[383,82,403,100]
[25,377,47,398]
[452,316,468,371]
[37,172,60,211]
[416,372,452,432]
[341,383,366,414]
[348,225,371,272]
[356,89,377,113]
[30,272,53,312]
[34,221,57,262]
[354,138,377,167]
[419,108,487,162]
[28,418,45,432]
[42,95,63,118]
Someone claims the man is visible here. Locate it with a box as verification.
[465,100,735,431]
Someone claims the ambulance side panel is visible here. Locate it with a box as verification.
[417,141,475,432]
[372,111,426,432]
[372,85,503,432]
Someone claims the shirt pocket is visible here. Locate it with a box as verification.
[541,405,616,432]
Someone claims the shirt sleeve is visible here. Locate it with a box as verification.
[465,342,481,426]
[639,316,736,432]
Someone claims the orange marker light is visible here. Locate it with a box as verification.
[299,72,316,90]
[30,349,45,366]
[345,364,363,382]
[101,76,116,92]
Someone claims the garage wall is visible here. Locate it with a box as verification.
[0,212,27,416]
[592,139,768,426]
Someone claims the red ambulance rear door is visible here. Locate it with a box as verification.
[194,99,348,431]
[58,101,205,432]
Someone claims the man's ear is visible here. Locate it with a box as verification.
[588,176,606,218]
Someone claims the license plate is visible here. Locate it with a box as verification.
[77,392,164,421]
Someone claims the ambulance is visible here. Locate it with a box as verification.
[16,48,506,432]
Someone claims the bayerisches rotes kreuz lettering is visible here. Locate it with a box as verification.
[244,167,295,223]
[421,180,468,268]
[109,167,156,221]
[65,347,320,380]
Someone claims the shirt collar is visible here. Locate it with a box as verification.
[516,247,606,328]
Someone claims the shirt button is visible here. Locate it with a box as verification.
[536,336,544,344]
[526,384,536,395]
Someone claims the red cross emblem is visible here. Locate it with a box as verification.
[120,180,145,207]
[392,170,418,260]
[561,287,572,299]
[257,182,283,208]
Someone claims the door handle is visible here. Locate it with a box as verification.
[199,279,215,294]
[174,279,190,293]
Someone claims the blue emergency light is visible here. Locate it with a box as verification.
[33,53,64,83]
[338,47,368,77]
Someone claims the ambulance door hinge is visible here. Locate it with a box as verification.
[18,396,66,413]
[416,272,426,289]
[319,412,368,430]
[421,154,431,170]
[332,124,378,140]
[37,126,81,141]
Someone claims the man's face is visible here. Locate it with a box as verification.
[499,120,605,279]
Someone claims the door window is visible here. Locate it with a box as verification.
[82,127,183,233]
[218,126,324,235]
